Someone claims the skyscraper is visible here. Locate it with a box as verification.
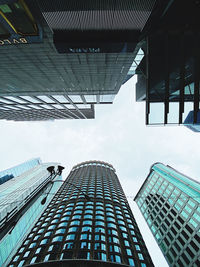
[134,163,200,267]
[9,160,154,267]
[0,0,156,121]
[0,158,63,266]
[135,0,200,128]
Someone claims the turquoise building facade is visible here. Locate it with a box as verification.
[0,159,62,266]
[0,158,41,185]
[135,163,200,267]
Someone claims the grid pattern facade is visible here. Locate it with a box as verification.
[0,0,157,121]
[135,163,200,267]
[0,160,61,266]
[9,160,154,267]
[0,95,94,121]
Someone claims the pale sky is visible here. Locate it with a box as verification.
[0,76,200,266]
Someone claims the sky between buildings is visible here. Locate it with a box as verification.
[0,76,200,266]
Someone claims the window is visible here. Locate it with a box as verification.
[95,221,104,226]
[107,223,116,229]
[29,242,36,249]
[64,242,74,249]
[107,217,115,223]
[84,209,93,214]
[35,248,41,254]
[58,222,68,228]
[83,220,92,225]
[119,226,127,231]
[108,229,118,236]
[0,1,38,36]
[55,228,65,234]
[126,249,132,256]
[115,255,121,263]
[124,240,130,247]
[80,242,91,249]
[84,214,93,219]
[33,235,40,241]
[40,239,49,245]
[128,258,135,266]
[72,215,81,220]
[66,234,75,241]
[95,234,105,241]
[52,236,63,242]
[81,226,92,232]
[80,233,91,240]
[95,227,105,233]
[135,245,141,251]
[96,210,104,215]
[70,220,80,226]
[19,247,25,253]
[138,253,144,260]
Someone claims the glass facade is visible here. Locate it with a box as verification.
[135,163,200,267]
[0,159,62,266]
[0,158,40,185]
[0,1,157,121]
[9,160,154,266]
[135,1,200,128]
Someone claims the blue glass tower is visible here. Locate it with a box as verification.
[9,160,154,267]
[135,163,200,267]
[0,159,63,266]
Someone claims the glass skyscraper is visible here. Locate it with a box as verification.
[0,158,63,266]
[134,163,200,267]
[0,0,155,121]
[9,160,154,267]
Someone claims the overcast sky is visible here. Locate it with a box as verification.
[0,76,200,266]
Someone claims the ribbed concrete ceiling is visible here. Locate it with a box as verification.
[39,0,156,30]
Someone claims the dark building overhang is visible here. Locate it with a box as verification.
[25,259,132,267]
[135,0,200,125]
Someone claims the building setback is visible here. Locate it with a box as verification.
[134,163,200,267]
[0,158,63,266]
[0,0,156,121]
[9,160,154,267]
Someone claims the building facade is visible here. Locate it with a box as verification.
[134,163,200,267]
[0,158,40,185]
[0,158,63,266]
[9,160,154,267]
[135,0,200,129]
[0,0,156,121]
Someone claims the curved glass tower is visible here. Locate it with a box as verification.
[9,160,154,267]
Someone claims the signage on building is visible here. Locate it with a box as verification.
[0,38,28,45]
[68,48,100,53]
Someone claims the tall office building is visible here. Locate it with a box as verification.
[9,160,154,267]
[0,158,63,266]
[134,163,200,267]
[135,0,200,128]
[0,0,156,121]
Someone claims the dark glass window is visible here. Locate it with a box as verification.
[64,242,74,249]
[0,22,10,37]
[0,1,38,35]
